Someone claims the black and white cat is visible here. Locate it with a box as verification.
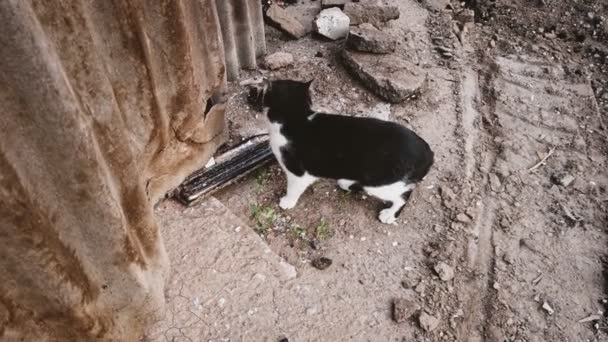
[248,79,434,224]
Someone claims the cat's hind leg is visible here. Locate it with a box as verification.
[279,171,317,210]
[364,182,416,224]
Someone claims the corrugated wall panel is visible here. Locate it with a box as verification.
[215,0,266,81]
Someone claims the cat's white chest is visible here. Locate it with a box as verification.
[268,121,288,165]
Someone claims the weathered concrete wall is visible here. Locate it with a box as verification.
[215,0,266,81]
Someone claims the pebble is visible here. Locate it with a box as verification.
[263,52,294,70]
[311,257,333,270]
[415,281,427,294]
[393,298,419,323]
[502,251,516,264]
[434,262,455,281]
[542,301,554,315]
[456,213,471,223]
[419,312,441,332]
[551,172,575,187]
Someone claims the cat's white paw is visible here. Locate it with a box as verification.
[279,196,297,210]
[378,209,396,224]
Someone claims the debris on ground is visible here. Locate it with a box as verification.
[266,4,308,38]
[551,172,576,187]
[346,24,397,53]
[341,50,426,103]
[434,262,455,281]
[454,9,475,25]
[527,147,556,172]
[542,301,555,315]
[343,3,400,26]
[578,314,602,323]
[311,257,333,270]
[264,52,295,70]
[393,298,419,323]
[314,7,350,40]
[420,0,450,12]
[455,213,471,223]
[419,311,441,332]
[489,173,503,193]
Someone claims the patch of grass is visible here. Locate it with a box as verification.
[291,225,306,239]
[315,218,331,241]
[250,203,277,234]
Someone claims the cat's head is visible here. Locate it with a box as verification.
[248,78,313,122]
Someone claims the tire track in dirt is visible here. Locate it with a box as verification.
[455,64,502,342]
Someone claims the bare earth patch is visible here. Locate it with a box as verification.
[148,0,608,341]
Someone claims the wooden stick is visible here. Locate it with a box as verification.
[528,147,556,172]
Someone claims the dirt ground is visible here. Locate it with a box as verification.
[148,0,608,341]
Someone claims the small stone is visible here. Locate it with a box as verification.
[489,173,503,192]
[455,9,475,24]
[401,277,418,289]
[490,39,496,48]
[434,262,455,281]
[551,172,575,187]
[456,213,471,223]
[343,3,400,26]
[314,7,350,40]
[393,299,419,323]
[346,24,397,53]
[414,281,426,294]
[542,301,554,315]
[341,50,426,103]
[311,257,333,270]
[544,32,556,39]
[502,251,515,264]
[263,52,294,70]
[266,4,307,39]
[578,314,601,323]
[421,0,450,12]
[419,312,441,332]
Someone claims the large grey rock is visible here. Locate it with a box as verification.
[346,24,397,53]
[314,7,350,40]
[285,2,322,34]
[421,0,450,12]
[267,4,307,38]
[343,3,400,26]
[341,50,427,103]
[322,0,349,8]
